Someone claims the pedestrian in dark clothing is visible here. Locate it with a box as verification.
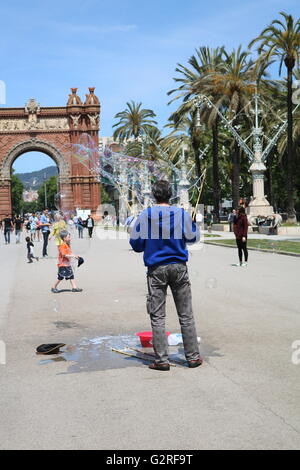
[233,206,249,266]
[130,180,203,371]
[25,236,39,263]
[14,215,23,243]
[40,209,51,257]
[228,209,236,232]
[77,217,84,238]
[2,215,13,244]
[86,215,94,238]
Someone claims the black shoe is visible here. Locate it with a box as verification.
[149,362,170,371]
[187,356,204,368]
[72,288,82,292]
[51,288,59,293]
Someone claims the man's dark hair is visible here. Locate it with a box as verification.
[152,180,172,203]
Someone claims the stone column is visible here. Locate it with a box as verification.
[142,163,151,209]
[118,160,129,221]
[178,145,190,210]
[0,179,12,219]
[247,127,273,217]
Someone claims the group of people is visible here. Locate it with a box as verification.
[1,212,96,246]
[1,185,250,372]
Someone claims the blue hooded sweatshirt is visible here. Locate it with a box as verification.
[129,206,200,267]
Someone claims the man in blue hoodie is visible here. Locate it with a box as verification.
[130,180,203,371]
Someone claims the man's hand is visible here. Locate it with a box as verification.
[242,237,246,242]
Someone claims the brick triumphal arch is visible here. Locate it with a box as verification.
[0,88,101,219]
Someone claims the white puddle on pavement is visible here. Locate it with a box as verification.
[37,334,221,374]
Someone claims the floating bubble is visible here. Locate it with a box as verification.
[53,298,60,313]
[191,270,199,279]
[205,277,217,289]
[62,133,185,207]
[269,241,278,254]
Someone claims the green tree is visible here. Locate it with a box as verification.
[249,11,300,221]
[112,101,158,142]
[167,46,225,208]
[11,170,24,215]
[37,176,58,210]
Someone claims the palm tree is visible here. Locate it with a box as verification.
[249,11,300,221]
[202,46,257,209]
[167,46,224,219]
[112,101,158,142]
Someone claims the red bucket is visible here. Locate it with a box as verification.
[136,331,170,348]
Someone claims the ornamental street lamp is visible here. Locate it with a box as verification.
[193,92,300,218]
[178,143,190,210]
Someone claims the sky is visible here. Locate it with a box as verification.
[1,0,299,172]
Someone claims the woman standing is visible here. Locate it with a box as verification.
[233,207,249,267]
[49,213,67,249]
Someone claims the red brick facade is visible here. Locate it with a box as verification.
[0,88,101,219]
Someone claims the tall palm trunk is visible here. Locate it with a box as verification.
[232,139,240,209]
[265,150,274,207]
[212,118,220,222]
[286,61,296,221]
[232,113,241,209]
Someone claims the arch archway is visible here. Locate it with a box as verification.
[0,89,101,218]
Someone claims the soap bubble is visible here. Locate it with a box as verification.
[191,270,199,279]
[205,277,217,289]
[269,241,278,254]
[53,298,60,313]
[54,192,66,211]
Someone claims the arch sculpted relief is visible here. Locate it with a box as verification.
[0,117,69,132]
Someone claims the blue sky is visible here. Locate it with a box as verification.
[1,0,299,172]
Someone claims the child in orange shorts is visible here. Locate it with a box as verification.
[51,230,82,293]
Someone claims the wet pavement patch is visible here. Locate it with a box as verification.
[37,334,221,374]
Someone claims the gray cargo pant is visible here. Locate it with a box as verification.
[147,263,200,364]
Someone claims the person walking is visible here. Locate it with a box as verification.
[86,214,94,238]
[130,180,203,371]
[29,212,39,241]
[49,213,67,249]
[36,215,41,242]
[25,236,39,263]
[195,210,203,231]
[40,209,51,257]
[14,215,23,244]
[233,206,249,267]
[2,215,13,244]
[51,230,82,293]
[77,217,84,238]
[228,209,236,232]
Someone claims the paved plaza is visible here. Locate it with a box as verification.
[0,229,300,450]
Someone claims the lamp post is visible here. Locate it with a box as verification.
[193,92,300,218]
[44,172,47,208]
[247,90,273,216]
[178,143,190,210]
[142,161,151,208]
